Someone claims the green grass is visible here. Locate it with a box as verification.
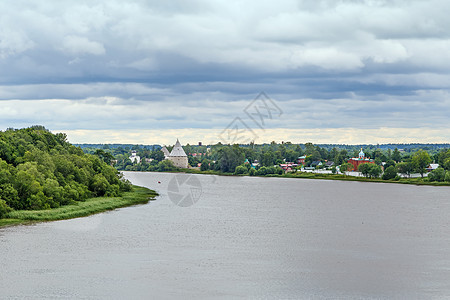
[0,186,158,228]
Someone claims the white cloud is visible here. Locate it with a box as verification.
[0,0,449,143]
[61,35,105,56]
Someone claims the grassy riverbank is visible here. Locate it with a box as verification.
[0,186,157,228]
[180,168,450,186]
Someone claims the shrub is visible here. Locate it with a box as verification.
[445,171,450,182]
[428,167,446,182]
[234,165,247,175]
[0,199,12,218]
[382,165,397,180]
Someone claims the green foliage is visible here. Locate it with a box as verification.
[445,172,450,182]
[340,163,352,174]
[382,165,397,180]
[331,165,337,174]
[359,163,382,178]
[428,167,446,182]
[217,145,245,173]
[0,126,132,217]
[412,149,432,178]
[154,160,177,172]
[234,165,247,175]
[0,199,12,218]
[392,148,402,162]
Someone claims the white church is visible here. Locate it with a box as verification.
[161,139,189,168]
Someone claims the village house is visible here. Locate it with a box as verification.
[297,156,306,165]
[129,150,141,164]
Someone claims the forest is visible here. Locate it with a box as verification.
[0,126,132,218]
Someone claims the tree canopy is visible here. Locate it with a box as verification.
[0,127,131,215]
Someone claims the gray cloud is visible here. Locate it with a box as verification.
[0,0,449,142]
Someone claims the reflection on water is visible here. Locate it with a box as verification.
[1,172,450,299]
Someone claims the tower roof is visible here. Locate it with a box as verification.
[359,148,365,158]
[161,146,170,157]
[169,139,187,157]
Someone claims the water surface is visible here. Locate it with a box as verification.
[1,172,449,299]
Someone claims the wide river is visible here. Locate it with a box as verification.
[1,172,450,299]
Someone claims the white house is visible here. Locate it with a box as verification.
[129,150,141,164]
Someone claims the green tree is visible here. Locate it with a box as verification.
[0,199,12,218]
[384,160,396,169]
[234,165,247,175]
[445,171,450,182]
[156,160,177,172]
[340,163,352,175]
[331,165,337,174]
[412,150,432,178]
[397,162,413,178]
[369,164,382,178]
[428,167,446,182]
[90,174,109,196]
[392,148,401,162]
[358,163,372,178]
[382,165,397,180]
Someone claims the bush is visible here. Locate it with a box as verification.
[234,165,247,175]
[249,168,256,176]
[0,199,12,218]
[257,166,267,176]
[445,172,450,182]
[382,165,397,180]
[428,167,446,182]
[90,174,109,196]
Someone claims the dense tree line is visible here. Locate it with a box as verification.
[0,126,132,218]
[79,141,450,182]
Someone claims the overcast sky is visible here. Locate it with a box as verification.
[1,0,449,145]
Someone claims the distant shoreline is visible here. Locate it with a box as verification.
[153,169,450,187]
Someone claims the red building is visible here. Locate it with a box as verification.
[347,148,374,171]
[297,156,306,165]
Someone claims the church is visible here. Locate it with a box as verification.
[347,148,374,171]
[161,139,189,168]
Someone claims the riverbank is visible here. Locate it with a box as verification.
[179,168,450,186]
[0,186,158,228]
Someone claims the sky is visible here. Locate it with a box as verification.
[0,0,449,145]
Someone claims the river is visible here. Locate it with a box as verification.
[1,172,449,299]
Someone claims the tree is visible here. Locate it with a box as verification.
[331,165,337,174]
[0,199,12,218]
[156,160,177,172]
[412,150,432,178]
[358,163,371,178]
[397,162,413,178]
[369,164,382,178]
[94,149,115,165]
[384,160,396,169]
[340,163,352,175]
[261,151,275,167]
[382,165,397,180]
[445,172,450,182]
[217,145,244,173]
[392,148,401,162]
[428,167,446,182]
[234,165,247,175]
